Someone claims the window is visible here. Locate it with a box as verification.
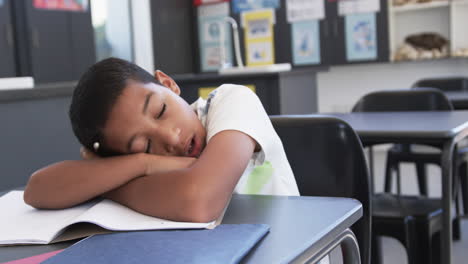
[90,0,133,62]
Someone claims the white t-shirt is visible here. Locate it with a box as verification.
[191,84,300,196]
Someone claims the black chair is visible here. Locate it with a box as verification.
[352,88,461,264]
[412,78,468,215]
[352,88,467,216]
[352,89,454,198]
[412,77,468,92]
[271,116,371,264]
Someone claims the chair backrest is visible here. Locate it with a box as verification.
[412,77,468,92]
[352,88,453,112]
[270,116,371,264]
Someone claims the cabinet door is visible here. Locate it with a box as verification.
[69,9,96,80]
[327,0,389,65]
[322,0,342,65]
[25,2,74,83]
[151,0,195,74]
[0,0,16,77]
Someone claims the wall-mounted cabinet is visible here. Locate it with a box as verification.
[193,0,390,73]
[11,1,95,84]
[0,0,16,78]
[324,0,389,65]
[150,0,195,75]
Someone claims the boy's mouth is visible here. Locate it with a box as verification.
[186,135,201,157]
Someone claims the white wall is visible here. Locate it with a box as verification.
[317,59,468,113]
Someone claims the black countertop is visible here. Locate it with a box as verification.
[0,67,326,103]
[0,82,76,103]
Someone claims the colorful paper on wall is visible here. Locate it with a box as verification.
[199,85,256,99]
[292,20,320,65]
[286,0,325,22]
[193,0,229,6]
[198,2,233,72]
[345,12,377,61]
[338,0,380,16]
[232,0,280,14]
[33,0,88,12]
[241,9,275,66]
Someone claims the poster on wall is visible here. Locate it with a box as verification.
[292,20,320,65]
[198,2,233,72]
[338,0,380,16]
[345,12,377,61]
[241,9,275,66]
[286,0,324,23]
[233,0,280,14]
[193,0,229,6]
[33,0,88,12]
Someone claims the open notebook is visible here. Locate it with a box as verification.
[0,191,216,246]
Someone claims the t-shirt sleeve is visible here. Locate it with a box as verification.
[205,84,276,165]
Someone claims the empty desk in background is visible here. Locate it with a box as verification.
[445,91,468,110]
[324,111,468,264]
[0,193,363,264]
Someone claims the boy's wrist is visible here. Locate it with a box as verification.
[136,153,152,176]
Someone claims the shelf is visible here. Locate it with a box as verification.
[392,1,450,13]
[218,63,292,76]
[452,0,468,5]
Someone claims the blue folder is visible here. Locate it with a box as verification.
[43,224,269,264]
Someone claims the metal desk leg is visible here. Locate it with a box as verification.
[293,228,361,264]
[441,140,454,264]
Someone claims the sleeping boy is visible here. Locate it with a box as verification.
[24,57,300,223]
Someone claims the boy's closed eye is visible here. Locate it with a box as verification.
[145,103,167,154]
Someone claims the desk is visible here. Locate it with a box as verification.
[323,111,468,264]
[445,91,468,110]
[0,194,362,264]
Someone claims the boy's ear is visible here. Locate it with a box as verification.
[154,70,181,95]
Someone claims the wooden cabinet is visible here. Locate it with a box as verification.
[0,0,16,78]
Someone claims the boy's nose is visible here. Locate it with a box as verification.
[161,126,181,154]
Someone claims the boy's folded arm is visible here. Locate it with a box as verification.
[104,130,256,223]
[23,154,195,209]
[23,154,148,209]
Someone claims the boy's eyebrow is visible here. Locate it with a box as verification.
[126,92,154,152]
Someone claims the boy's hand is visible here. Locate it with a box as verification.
[80,147,100,160]
[143,154,197,175]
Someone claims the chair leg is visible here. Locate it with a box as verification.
[411,221,434,264]
[430,232,441,264]
[459,161,468,215]
[371,235,383,264]
[415,163,428,196]
[453,216,461,241]
[384,155,394,193]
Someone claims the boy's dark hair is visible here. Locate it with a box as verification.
[69,57,161,156]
